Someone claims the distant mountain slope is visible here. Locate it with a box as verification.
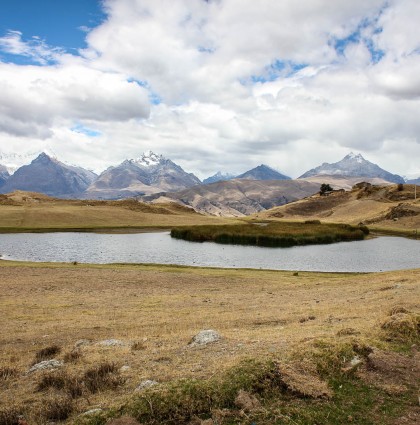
[84,151,201,199]
[299,153,404,184]
[0,153,97,197]
[299,175,393,190]
[0,164,9,187]
[143,179,319,217]
[203,171,236,184]
[237,164,291,180]
[406,177,420,185]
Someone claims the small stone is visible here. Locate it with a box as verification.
[189,330,221,347]
[106,417,141,425]
[341,355,363,373]
[120,365,131,372]
[135,379,159,391]
[74,339,91,348]
[97,339,127,347]
[350,355,362,367]
[79,408,103,416]
[28,359,63,373]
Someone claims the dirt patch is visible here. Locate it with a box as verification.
[384,204,419,220]
[358,349,420,395]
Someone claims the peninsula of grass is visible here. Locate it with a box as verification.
[171,221,369,247]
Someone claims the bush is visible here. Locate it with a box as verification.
[0,406,22,425]
[83,362,124,393]
[36,371,83,399]
[40,396,73,421]
[0,367,18,381]
[34,345,61,363]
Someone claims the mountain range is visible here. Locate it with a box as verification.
[144,179,319,216]
[0,151,415,216]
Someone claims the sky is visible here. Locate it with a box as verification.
[0,0,419,179]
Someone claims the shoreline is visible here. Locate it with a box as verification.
[1,258,418,274]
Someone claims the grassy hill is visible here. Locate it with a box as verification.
[253,183,420,235]
[0,191,236,232]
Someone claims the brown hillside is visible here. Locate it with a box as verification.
[255,183,420,231]
[0,191,234,231]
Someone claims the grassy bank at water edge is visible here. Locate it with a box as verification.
[171,221,369,247]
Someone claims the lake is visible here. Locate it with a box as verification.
[0,232,418,272]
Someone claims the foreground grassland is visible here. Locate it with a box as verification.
[0,261,418,424]
[0,192,236,232]
[171,221,369,247]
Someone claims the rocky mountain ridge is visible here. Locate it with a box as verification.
[143,179,320,217]
[84,151,201,199]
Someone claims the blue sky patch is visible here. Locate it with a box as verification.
[71,124,101,137]
[243,60,307,85]
[0,0,105,61]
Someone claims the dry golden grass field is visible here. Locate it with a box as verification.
[0,261,419,424]
[0,192,236,231]
[0,189,419,424]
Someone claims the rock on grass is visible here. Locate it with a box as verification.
[189,330,221,347]
[28,359,63,374]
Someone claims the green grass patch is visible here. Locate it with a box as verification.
[74,346,415,425]
[171,222,369,247]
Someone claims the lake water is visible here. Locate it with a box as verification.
[0,232,418,272]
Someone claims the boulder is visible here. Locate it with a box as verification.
[28,359,63,373]
[189,330,221,347]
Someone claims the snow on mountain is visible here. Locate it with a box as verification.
[84,151,201,199]
[0,151,39,174]
[130,150,163,167]
[203,171,236,185]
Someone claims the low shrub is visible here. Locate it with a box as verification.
[36,371,83,399]
[0,406,22,425]
[34,345,61,363]
[83,362,124,393]
[0,366,18,381]
[40,396,73,421]
[63,349,82,363]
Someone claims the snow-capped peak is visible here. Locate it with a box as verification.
[132,150,164,167]
[346,152,364,163]
[0,151,39,174]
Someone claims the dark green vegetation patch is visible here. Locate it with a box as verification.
[171,221,369,247]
